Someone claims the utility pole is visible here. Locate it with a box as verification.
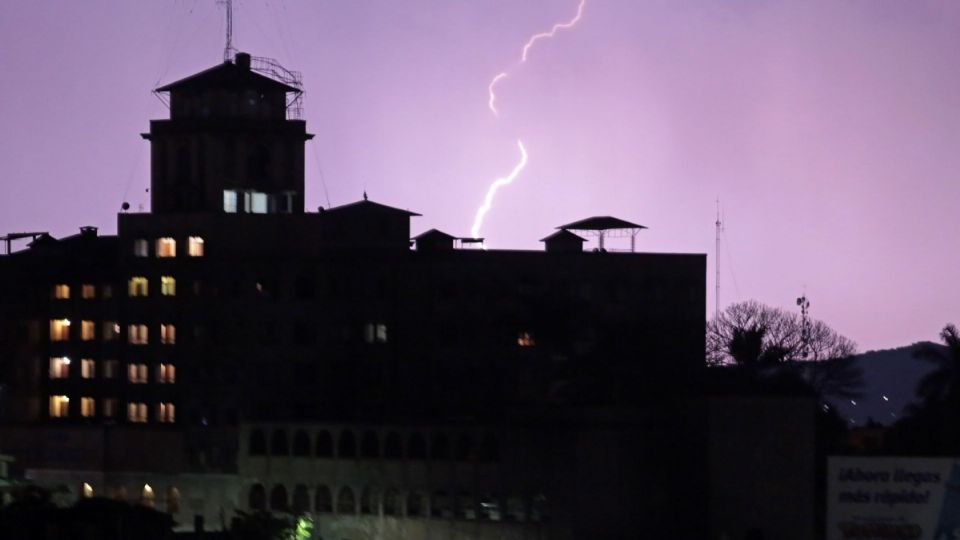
[715,199,722,321]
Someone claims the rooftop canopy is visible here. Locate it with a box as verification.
[557,216,647,231]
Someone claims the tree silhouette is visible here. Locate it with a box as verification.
[914,324,960,404]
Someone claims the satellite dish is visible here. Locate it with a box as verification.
[121,202,130,212]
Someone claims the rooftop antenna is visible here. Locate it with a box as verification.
[796,293,811,360]
[218,0,236,61]
[715,198,723,321]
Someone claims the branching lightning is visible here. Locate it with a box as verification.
[472,0,587,242]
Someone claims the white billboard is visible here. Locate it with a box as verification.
[828,457,960,540]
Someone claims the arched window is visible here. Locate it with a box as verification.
[480,433,499,461]
[271,429,289,456]
[457,491,475,520]
[383,488,401,516]
[506,496,525,522]
[360,486,379,515]
[292,484,310,514]
[338,430,356,458]
[249,484,266,510]
[270,485,288,511]
[141,484,156,508]
[337,486,356,514]
[249,429,267,456]
[315,485,333,513]
[292,430,310,456]
[406,491,425,517]
[407,432,427,460]
[530,493,548,522]
[383,431,402,459]
[479,493,501,521]
[361,430,379,458]
[431,433,449,460]
[455,434,473,461]
[316,430,333,457]
[431,491,451,519]
[167,487,181,514]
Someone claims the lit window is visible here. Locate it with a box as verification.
[363,323,388,344]
[102,398,117,417]
[53,284,70,299]
[102,360,119,379]
[50,319,71,341]
[517,331,536,347]
[81,320,96,341]
[156,237,176,258]
[188,236,204,257]
[157,403,176,423]
[128,277,148,297]
[82,483,94,498]
[103,322,120,341]
[142,484,156,507]
[133,239,149,257]
[224,190,238,213]
[128,363,148,383]
[160,324,176,345]
[244,191,268,214]
[81,359,95,379]
[127,402,148,423]
[80,397,95,417]
[49,395,70,418]
[128,324,149,345]
[160,276,176,296]
[49,357,71,379]
[157,363,176,384]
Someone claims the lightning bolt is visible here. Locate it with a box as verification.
[472,0,586,242]
[471,140,528,239]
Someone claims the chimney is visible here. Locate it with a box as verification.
[235,52,251,71]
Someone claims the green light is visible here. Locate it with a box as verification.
[293,516,313,540]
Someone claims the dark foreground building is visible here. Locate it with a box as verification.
[0,52,709,539]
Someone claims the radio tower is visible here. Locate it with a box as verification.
[219,0,236,61]
[715,199,722,321]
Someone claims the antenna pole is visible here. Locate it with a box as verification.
[715,199,721,321]
[220,0,235,61]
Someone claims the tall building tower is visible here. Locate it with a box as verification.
[144,52,312,215]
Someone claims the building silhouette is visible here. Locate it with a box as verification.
[0,52,709,538]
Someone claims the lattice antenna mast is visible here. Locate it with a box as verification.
[796,294,811,360]
[219,0,236,61]
[715,199,722,321]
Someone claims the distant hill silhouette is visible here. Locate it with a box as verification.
[825,342,945,426]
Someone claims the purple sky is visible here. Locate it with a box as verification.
[2,1,959,352]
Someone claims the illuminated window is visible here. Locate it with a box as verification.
[244,191,268,214]
[53,284,70,299]
[81,359,95,379]
[156,237,176,257]
[128,277,148,297]
[81,320,96,341]
[80,397,95,417]
[102,398,117,417]
[167,487,181,513]
[160,324,176,345]
[133,239,149,257]
[49,357,70,379]
[49,395,70,418]
[128,324,148,345]
[81,284,96,299]
[157,363,176,384]
[103,321,120,341]
[128,363,148,383]
[160,276,176,296]
[224,190,238,213]
[157,403,176,423]
[127,402,148,423]
[363,323,388,344]
[188,236,204,257]
[517,331,536,347]
[102,360,119,379]
[142,484,155,507]
[82,483,94,498]
[50,319,71,341]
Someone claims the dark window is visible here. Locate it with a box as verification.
[361,430,380,458]
[249,484,266,510]
[316,430,333,457]
[269,485,288,511]
[407,491,424,517]
[292,484,310,514]
[315,485,332,513]
[383,432,402,459]
[337,486,355,514]
[431,433,449,460]
[338,430,356,458]
[271,429,289,455]
[431,491,451,519]
[457,492,475,520]
[249,429,267,456]
[407,433,427,459]
[531,494,548,522]
[480,433,499,461]
[360,487,378,515]
[455,434,474,461]
[383,488,401,516]
[292,430,310,456]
